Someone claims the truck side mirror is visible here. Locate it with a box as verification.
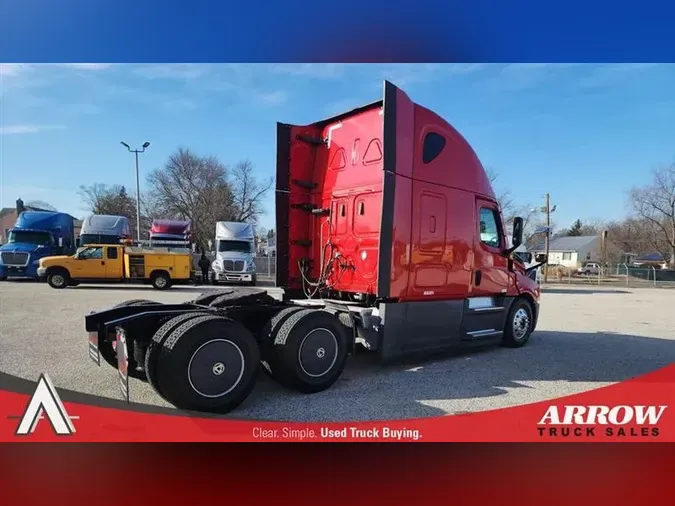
[535,253,548,263]
[511,217,523,249]
[58,237,63,247]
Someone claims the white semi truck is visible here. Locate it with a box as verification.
[211,221,257,286]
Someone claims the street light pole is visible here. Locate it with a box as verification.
[121,141,151,242]
[541,193,556,284]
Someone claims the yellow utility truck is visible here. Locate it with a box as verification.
[37,244,193,290]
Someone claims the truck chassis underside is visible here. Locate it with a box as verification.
[85,287,538,415]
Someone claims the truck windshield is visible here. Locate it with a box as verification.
[217,240,252,253]
[8,231,53,246]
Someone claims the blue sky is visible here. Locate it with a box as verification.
[1,63,674,232]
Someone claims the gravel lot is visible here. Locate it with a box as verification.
[1,281,674,421]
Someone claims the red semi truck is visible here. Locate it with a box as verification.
[85,81,545,414]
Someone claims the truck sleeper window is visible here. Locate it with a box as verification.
[479,208,501,248]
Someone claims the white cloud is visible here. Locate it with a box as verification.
[502,63,585,72]
[0,63,27,77]
[488,63,670,92]
[55,63,113,70]
[264,64,346,79]
[371,63,489,88]
[162,98,199,111]
[0,63,112,77]
[577,63,669,89]
[0,124,66,135]
[132,64,209,80]
[257,90,288,106]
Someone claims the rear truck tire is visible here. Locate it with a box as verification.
[145,311,212,400]
[151,271,171,290]
[259,306,306,380]
[47,270,69,289]
[0,276,7,281]
[502,298,535,348]
[154,315,260,414]
[98,299,162,374]
[265,308,349,394]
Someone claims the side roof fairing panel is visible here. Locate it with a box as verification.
[378,81,415,299]
[275,122,292,290]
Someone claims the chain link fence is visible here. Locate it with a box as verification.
[254,255,276,280]
[192,253,276,282]
[192,253,674,289]
[539,263,675,289]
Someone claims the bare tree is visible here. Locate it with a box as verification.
[565,218,603,237]
[145,148,237,249]
[606,217,669,258]
[230,160,273,223]
[25,200,57,211]
[487,167,539,240]
[487,168,515,220]
[629,163,675,268]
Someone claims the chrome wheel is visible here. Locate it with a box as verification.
[512,307,531,340]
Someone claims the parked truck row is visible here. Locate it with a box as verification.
[1,210,260,289]
[85,81,547,416]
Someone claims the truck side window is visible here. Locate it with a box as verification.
[479,208,501,248]
[422,132,446,164]
[80,247,103,260]
[107,247,118,259]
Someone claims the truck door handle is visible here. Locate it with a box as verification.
[474,270,482,286]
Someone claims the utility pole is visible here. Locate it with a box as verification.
[541,193,556,284]
[120,141,151,242]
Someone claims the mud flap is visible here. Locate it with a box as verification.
[116,328,130,403]
[88,332,101,366]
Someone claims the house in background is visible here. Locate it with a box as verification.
[530,235,619,269]
[0,199,82,244]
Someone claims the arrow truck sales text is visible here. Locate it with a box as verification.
[537,405,667,438]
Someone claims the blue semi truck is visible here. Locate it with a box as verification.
[0,211,75,280]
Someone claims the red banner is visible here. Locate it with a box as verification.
[1,363,673,442]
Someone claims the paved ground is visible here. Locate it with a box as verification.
[1,280,674,421]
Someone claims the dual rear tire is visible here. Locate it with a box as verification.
[260,307,350,393]
[147,314,261,413]
[141,307,350,414]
